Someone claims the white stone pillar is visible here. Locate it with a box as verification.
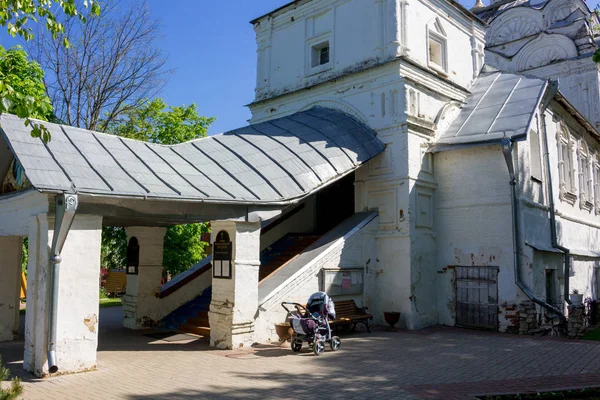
[23,214,102,377]
[208,220,261,349]
[23,213,49,375]
[123,227,166,329]
[0,237,23,342]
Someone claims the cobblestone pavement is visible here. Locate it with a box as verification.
[1,307,600,400]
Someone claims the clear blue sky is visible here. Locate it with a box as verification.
[1,0,599,135]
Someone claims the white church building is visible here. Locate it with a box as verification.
[0,0,599,377]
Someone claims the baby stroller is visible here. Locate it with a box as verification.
[281,291,341,356]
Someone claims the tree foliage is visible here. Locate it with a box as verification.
[0,0,99,141]
[22,238,28,274]
[0,355,23,400]
[100,226,126,271]
[0,0,99,41]
[163,223,210,277]
[0,44,53,137]
[106,98,215,144]
[30,0,166,131]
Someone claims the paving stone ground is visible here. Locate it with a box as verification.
[1,307,600,400]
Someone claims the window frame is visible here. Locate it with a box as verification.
[427,30,448,74]
[557,123,577,204]
[306,32,333,76]
[578,141,594,211]
[594,156,600,215]
[530,127,543,182]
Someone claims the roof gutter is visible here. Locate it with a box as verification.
[47,193,78,374]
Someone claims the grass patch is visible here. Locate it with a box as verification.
[583,328,600,341]
[99,298,122,308]
[19,297,122,314]
[478,388,600,399]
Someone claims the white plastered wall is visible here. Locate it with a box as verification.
[24,213,102,377]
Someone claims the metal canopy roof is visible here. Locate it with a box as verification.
[433,72,547,150]
[0,107,384,205]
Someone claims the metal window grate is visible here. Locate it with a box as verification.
[455,266,499,330]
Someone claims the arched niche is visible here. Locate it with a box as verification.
[543,0,586,28]
[514,33,577,71]
[433,101,462,141]
[486,8,543,47]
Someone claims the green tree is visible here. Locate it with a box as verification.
[106,98,215,144]
[105,98,215,277]
[0,45,53,120]
[100,226,126,271]
[0,355,22,400]
[163,223,210,277]
[0,0,100,141]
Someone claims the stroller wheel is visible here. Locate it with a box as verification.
[313,341,325,356]
[291,339,302,353]
[330,336,341,351]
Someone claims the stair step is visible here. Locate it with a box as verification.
[180,324,210,337]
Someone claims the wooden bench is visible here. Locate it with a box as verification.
[103,271,127,296]
[331,300,372,333]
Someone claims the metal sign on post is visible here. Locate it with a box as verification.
[213,231,232,279]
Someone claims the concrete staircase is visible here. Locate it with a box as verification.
[259,233,321,281]
[160,234,322,337]
[160,287,212,337]
[159,213,377,340]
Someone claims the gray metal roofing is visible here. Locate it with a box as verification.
[0,107,384,204]
[435,72,547,149]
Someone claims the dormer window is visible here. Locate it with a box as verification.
[312,41,330,68]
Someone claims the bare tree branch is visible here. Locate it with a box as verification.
[29,0,168,131]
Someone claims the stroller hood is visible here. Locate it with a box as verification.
[307,291,336,320]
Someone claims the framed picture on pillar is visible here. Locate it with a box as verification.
[213,230,232,279]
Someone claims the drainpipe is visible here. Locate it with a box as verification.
[538,81,571,306]
[47,194,78,374]
[501,138,566,322]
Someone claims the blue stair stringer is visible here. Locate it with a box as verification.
[159,286,212,331]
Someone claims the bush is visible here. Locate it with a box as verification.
[0,355,23,400]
